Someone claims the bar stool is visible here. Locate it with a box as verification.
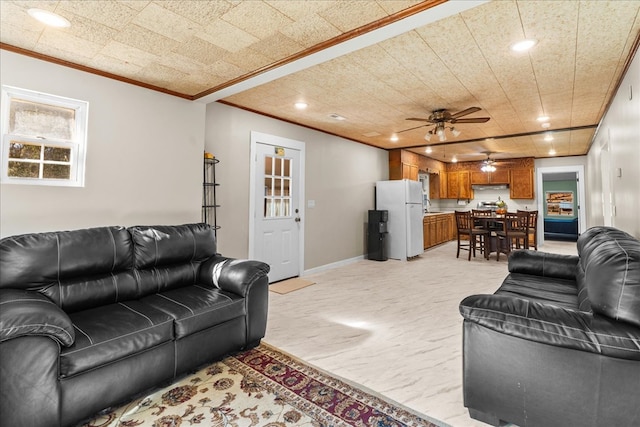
[455,211,490,261]
[518,210,539,250]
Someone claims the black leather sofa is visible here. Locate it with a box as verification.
[0,223,270,427]
[460,226,640,427]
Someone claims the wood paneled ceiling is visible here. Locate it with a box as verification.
[2,1,639,163]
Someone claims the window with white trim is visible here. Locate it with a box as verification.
[1,86,88,187]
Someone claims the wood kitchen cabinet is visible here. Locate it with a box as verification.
[510,168,534,199]
[429,172,447,199]
[446,171,471,199]
[389,149,419,181]
[470,169,509,185]
[423,213,455,249]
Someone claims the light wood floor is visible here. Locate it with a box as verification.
[264,240,577,427]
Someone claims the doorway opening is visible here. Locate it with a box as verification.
[536,166,586,246]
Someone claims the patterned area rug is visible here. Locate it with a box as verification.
[80,343,445,427]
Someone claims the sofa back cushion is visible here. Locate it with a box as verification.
[578,226,640,327]
[0,227,136,312]
[129,223,217,296]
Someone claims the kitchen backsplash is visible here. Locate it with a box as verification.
[431,188,534,212]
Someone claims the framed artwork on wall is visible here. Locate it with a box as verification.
[546,191,574,216]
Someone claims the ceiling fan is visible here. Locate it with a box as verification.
[480,152,508,171]
[400,107,490,142]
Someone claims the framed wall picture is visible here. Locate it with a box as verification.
[546,191,574,216]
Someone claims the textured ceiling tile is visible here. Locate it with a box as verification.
[200,19,259,53]
[175,36,228,65]
[221,1,293,39]
[280,14,341,48]
[62,11,120,46]
[319,1,388,32]
[159,51,207,76]
[248,32,305,62]
[117,1,151,12]
[224,46,274,73]
[132,2,199,42]
[39,27,103,58]
[376,0,425,15]
[114,23,180,56]
[265,1,334,20]
[100,40,159,68]
[58,0,138,30]
[88,53,142,77]
[0,22,40,50]
[206,60,247,81]
[158,0,234,26]
[135,62,187,87]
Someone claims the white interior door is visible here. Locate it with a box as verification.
[250,133,304,283]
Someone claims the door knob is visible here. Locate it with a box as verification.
[295,216,301,222]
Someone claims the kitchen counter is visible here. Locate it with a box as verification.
[424,211,455,217]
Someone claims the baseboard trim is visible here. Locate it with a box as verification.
[303,255,364,276]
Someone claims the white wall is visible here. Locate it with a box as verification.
[204,102,388,269]
[0,51,206,237]
[587,48,640,238]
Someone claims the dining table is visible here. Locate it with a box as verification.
[471,213,509,258]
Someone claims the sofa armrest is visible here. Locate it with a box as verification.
[460,294,640,361]
[199,256,270,297]
[508,250,579,280]
[0,289,75,346]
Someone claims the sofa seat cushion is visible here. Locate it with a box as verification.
[140,285,245,339]
[61,301,174,378]
[497,273,579,310]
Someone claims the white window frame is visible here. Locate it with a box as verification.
[1,86,88,187]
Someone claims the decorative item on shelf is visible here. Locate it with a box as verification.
[495,197,507,215]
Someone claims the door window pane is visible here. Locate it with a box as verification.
[263,154,293,219]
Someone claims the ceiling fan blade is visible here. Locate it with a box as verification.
[450,117,490,124]
[405,117,433,122]
[397,123,429,133]
[449,107,481,119]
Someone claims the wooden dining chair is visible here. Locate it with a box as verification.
[518,210,539,250]
[455,211,490,260]
[496,211,528,260]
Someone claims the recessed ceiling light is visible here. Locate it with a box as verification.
[549,148,556,156]
[294,102,307,110]
[390,134,398,142]
[451,156,458,163]
[425,147,432,154]
[28,8,70,28]
[541,122,551,128]
[511,39,537,52]
[537,115,550,122]
[544,134,554,142]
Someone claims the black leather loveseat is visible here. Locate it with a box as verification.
[460,226,640,427]
[0,223,270,427]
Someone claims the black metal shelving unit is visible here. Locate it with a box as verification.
[202,156,220,235]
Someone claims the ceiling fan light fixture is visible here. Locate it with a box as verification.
[424,132,432,142]
[438,132,446,142]
[481,164,496,173]
[451,127,461,137]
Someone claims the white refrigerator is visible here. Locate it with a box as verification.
[375,179,424,260]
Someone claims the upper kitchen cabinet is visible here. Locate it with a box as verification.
[470,169,509,185]
[389,149,419,180]
[510,168,534,199]
[447,171,472,199]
